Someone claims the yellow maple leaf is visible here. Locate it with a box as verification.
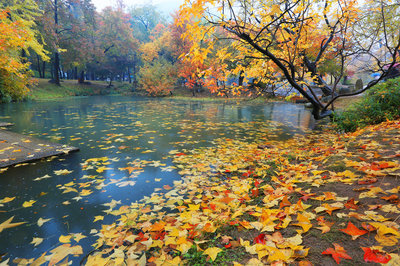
[49,244,83,266]
[31,237,43,246]
[188,204,200,211]
[59,235,72,243]
[73,233,86,243]
[80,189,92,196]
[203,247,222,261]
[292,213,312,233]
[93,216,104,222]
[22,200,36,208]
[0,216,26,233]
[0,196,15,204]
[37,217,52,227]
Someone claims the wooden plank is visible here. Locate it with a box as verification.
[0,130,79,168]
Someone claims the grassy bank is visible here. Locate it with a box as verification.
[27,79,134,100]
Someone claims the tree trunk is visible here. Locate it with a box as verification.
[42,61,46,78]
[127,66,131,83]
[53,0,60,85]
[78,70,85,83]
[238,70,244,86]
[37,55,42,78]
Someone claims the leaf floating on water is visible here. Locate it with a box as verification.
[22,200,36,208]
[48,244,83,266]
[93,216,104,222]
[37,217,52,227]
[59,235,72,243]
[30,237,43,247]
[0,216,26,233]
[33,174,51,181]
[54,169,73,175]
[72,233,86,243]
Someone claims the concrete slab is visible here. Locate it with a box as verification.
[0,122,14,127]
[0,130,79,168]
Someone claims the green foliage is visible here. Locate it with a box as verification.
[333,77,400,132]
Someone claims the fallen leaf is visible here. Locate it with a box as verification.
[22,200,36,208]
[37,217,52,227]
[361,247,391,263]
[0,216,26,233]
[203,247,222,261]
[340,222,368,240]
[59,235,72,243]
[322,243,352,264]
[49,244,83,266]
[54,169,73,175]
[31,237,43,247]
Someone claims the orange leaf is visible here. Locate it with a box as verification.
[322,243,352,264]
[340,222,368,240]
[279,195,291,208]
[163,185,172,190]
[344,198,359,210]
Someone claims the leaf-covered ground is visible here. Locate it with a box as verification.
[3,118,400,265]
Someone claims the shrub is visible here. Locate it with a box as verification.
[333,77,400,132]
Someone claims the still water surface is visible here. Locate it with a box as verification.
[0,96,314,263]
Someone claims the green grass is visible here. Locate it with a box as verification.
[333,77,400,132]
[27,79,134,100]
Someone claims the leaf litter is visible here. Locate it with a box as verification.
[1,106,400,265]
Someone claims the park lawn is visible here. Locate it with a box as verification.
[27,79,134,100]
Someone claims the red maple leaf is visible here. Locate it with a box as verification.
[322,243,352,264]
[361,247,391,263]
[254,233,266,245]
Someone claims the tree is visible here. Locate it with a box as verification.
[0,0,48,101]
[138,24,177,96]
[128,4,165,43]
[179,0,400,119]
[96,6,139,86]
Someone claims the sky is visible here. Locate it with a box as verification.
[91,0,184,15]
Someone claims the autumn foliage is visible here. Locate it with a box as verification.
[0,8,47,101]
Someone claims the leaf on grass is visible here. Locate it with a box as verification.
[203,247,222,261]
[322,243,352,264]
[361,247,391,263]
[292,213,312,233]
[340,221,368,240]
[344,198,359,210]
[253,233,266,244]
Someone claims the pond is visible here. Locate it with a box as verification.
[0,96,315,263]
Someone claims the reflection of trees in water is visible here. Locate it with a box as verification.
[269,103,314,129]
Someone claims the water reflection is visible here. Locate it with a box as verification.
[0,96,314,262]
